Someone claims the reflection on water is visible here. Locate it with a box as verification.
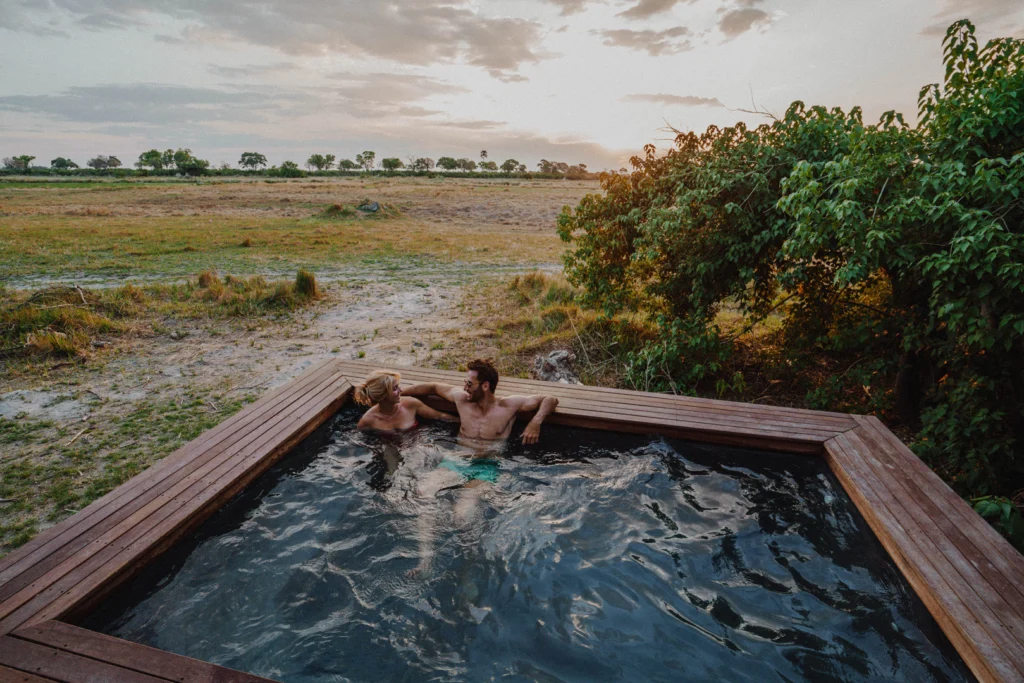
[85,409,972,682]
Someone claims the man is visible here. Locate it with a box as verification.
[401,359,559,578]
[402,358,559,444]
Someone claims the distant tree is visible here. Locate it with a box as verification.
[4,154,35,173]
[170,149,209,176]
[480,161,498,172]
[436,156,458,171]
[500,158,519,174]
[50,157,78,170]
[566,163,588,179]
[278,160,304,177]
[172,148,193,170]
[87,156,110,170]
[324,154,336,170]
[381,157,404,171]
[219,161,232,171]
[355,150,376,171]
[161,149,175,168]
[106,156,122,169]
[337,158,359,171]
[456,158,477,172]
[136,149,164,170]
[306,153,328,171]
[537,159,553,173]
[480,150,488,162]
[238,152,267,170]
[410,157,435,171]
[517,163,527,173]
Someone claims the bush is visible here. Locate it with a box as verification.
[557,20,1024,544]
[294,269,319,299]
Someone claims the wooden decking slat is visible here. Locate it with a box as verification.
[335,360,856,426]
[856,415,1024,594]
[0,362,346,604]
[0,636,164,683]
[0,375,351,633]
[825,432,1022,683]
[0,664,55,683]
[12,621,276,683]
[840,428,1024,665]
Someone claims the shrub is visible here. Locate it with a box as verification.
[557,20,1024,543]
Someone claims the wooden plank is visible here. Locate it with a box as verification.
[335,358,856,421]
[824,432,1021,683]
[0,636,163,683]
[335,360,855,427]
[0,362,347,604]
[0,377,351,632]
[0,358,335,577]
[0,358,342,584]
[12,621,277,683]
[0,664,54,683]
[856,415,1024,596]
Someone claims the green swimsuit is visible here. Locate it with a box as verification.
[439,457,500,484]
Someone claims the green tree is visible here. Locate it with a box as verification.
[480,161,498,172]
[557,19,1024,546]
[136,149,164,170]
[50,157,78,170]
[410,157,435,171]
[456,158,477,172]
[324,154,336,170]
[500,158,519,173]
[337,159,359,171]
[161,149,175,168]
[436,156,458,171]
[277,160,304,177]
[480,149,488,162]
[106,156,122,169]
[306,153,327,171]
[355,150,376,171]
[239,152,267,170]
[171,149,209,176]
[86,156,110,170]
[381,157,404,171]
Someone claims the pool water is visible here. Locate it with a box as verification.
[85,409,972,682]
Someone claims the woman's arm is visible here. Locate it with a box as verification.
[407,397,459,422]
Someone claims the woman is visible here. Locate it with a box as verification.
[355,370,457,431]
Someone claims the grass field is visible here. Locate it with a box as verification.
[0,175,598,554]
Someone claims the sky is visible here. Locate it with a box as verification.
[1,0,1022,171]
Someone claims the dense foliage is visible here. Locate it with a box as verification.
[557,21,1023,544]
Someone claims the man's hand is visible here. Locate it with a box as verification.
[521,420,542,444]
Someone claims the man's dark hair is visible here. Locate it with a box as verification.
[467,358,499,393]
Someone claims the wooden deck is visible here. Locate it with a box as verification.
[0,358,1021,682]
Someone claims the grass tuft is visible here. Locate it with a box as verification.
[294,269,319,299]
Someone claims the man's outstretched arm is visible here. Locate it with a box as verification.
[513,394,559,444]
[402,382,463,404]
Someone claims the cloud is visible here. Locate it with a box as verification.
[594,26,693,55]
[717,7,773,39]
[329,72,468,107]
[617,0,693,21]
[0,83,316,127]
[622,93,724,107]
[435,120,508,130]
[923,0,1024,36]
[543,0,598,16]
[0,0,546,81]
[207,62,298,79]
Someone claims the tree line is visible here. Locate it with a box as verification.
[2,148,593,179]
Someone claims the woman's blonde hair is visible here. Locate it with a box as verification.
[353,370,401,406]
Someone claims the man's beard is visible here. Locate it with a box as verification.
[467,387,485,403]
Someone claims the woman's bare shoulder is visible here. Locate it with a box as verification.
[401,396,425,407]
[357,405,380,428]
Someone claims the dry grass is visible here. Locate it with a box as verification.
[0,177,594,280]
